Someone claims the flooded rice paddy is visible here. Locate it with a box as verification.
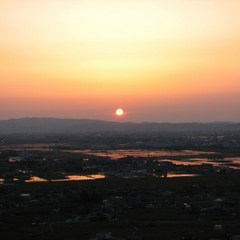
[25,174,106,182]
[1,144,240,183]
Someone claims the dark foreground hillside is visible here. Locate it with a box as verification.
[1,175,240,240]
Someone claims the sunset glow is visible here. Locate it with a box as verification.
[1,0,240,122]
[115,108,124,117]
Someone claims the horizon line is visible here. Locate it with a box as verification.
[0,117,239,125]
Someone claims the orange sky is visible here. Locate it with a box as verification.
[1,0,240,122]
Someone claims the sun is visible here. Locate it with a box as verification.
[115,108,124,117]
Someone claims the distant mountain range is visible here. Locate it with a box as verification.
[0,118,240,134]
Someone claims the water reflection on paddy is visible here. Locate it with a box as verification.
[25,174,105,183]
[25,176,48,182]
[64,149,216,159]
[165,159,216,166]
[167,173,200,178]
[64,149,239,169]
[158,158,240,169]
[23,173,198,182]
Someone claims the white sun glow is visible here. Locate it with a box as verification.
[115,108,124,117]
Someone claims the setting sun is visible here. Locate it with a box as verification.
[115,108,124,117]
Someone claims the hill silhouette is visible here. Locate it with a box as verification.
[0,118,240,134]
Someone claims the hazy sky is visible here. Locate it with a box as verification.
[1,0,240,122]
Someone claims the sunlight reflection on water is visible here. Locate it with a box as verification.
[25,174,106,182]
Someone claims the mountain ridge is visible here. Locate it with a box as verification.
[0,117,240,134]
